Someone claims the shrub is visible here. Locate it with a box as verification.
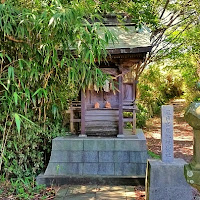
[136,64,184,128]
[136,103,148,128]
[1,121,67,179]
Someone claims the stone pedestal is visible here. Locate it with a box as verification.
[184,102,200,191]
[37,129,148,186]
[145,159,192,200]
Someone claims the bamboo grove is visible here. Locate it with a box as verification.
[0,0,200,178]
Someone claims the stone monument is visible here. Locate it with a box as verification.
[185,102,200,191]
[161,105,174,163]
[146,105,192,200]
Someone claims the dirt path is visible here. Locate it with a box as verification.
[143,99,193,162]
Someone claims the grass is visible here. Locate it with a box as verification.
[148,151,161,159]
[0,175,56,199]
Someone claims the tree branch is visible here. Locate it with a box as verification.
[6,35,24,43]
[160,0,170,19]
[152,21,192,56]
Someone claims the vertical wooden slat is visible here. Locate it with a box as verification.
[132,80,137,134]
[132,112,136,134]
[80,90,87,137]
[118,75,124,137]
[70,108,75,133]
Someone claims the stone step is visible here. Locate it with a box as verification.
[86,132,118,137]
[37,173,145,187]
[85,129,117,133]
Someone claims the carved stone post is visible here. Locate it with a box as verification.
[145,105,192,200]
[185,102,200,191]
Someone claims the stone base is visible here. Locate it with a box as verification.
[117,134,125,138]
[146,159,193,200]
[37,129,148,186]
[78,134,87,138]
[185,164,200,191]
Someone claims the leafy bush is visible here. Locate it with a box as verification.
[136,64,184,128]
[136,103,148,128]
[1,121,67,179]
[0,0,114,178]
[148,151,160,159]
[0,175,55,199]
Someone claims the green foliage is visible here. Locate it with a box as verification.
[165,57,199,102]
[148,151,160,159]
[0,0,114,176]
[137,16,200,126]
[0,175,55,199]
[2,121,66,178]
[0,1,199,196]
[0,0,161,179]
[136,103,148,128]
[93,0,158,27]
[162,23,200,102]
[136,64,184,127]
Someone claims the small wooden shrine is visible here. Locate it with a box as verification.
[68,17,151,137]
[37,16,152,185]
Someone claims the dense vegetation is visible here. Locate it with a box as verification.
[0,0,200,198]
[137,64,187,127]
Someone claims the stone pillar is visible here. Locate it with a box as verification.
[161,105,174,163]
[184,102,200,191]
[146,105,192,200]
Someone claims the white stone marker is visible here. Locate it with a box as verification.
[161,105,174,163]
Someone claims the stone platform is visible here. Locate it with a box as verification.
[145,159,193,200]
[37,129,148,186]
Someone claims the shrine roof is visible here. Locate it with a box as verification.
[99,25,152,54]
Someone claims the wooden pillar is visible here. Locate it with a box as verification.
[132,80,138,134]
[79,90,87,137]
[117,75,124,137]
[70,108,75,133]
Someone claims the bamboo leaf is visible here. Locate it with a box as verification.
[0,81,8,91]
[33,88,42,97]
[13,92,18,105]
[32,96,36,107]
[52,104,58,119]
[19,59,23,70]
[42,88,47,98]
[85,50,90,61]
[18,114,37,126]
[25,88,30,100]
[89,52,94,65]
[0,53,4,61]
[8,66,14,81]
[5,54,11,62]
[49,17,54,26]
[14,113,21,134]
